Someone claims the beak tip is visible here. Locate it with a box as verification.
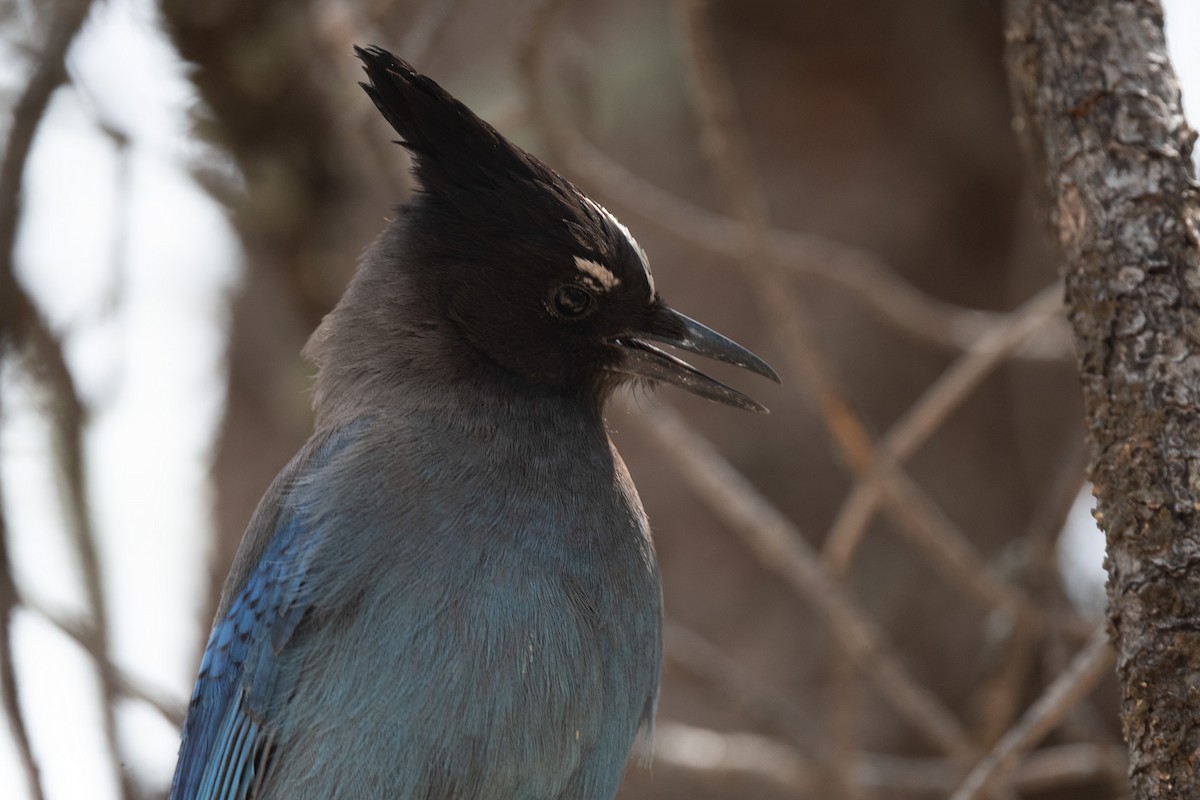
[748,353,781,385]
[619,306,779,412]
[745,398,770,414]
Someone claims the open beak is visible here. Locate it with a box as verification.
[608,306,780,413]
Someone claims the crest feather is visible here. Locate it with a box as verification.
[355,45,539,193]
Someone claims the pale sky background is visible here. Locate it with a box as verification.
[0,1,1196,797]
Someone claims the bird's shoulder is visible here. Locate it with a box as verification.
[170,422,362,800]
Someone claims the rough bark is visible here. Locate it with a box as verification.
[1005,1,1200,796]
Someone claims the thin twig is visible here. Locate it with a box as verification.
[671,0,875,475]
[663,618,815,752]
[516,0,1070,360]
[827,635,862,800]
[669,5,881,789]
[10,271,137,800]
[23,598,187,729]
[821,286,1067,628]
[886,471,1027,611]
[0,0,94,270]
[949,627,1115,800]
[1023,441,1089,563]
[675,0,1059,647]
[823,285,1064,573]
[0,475,44,800]
[629,402,971,756]
[654,720,1126,795]
[652,721,823,794]
[973,607,1039,748]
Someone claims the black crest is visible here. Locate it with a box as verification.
[356,46,548,198]
[349,45,776,409]
[354,46,639,287]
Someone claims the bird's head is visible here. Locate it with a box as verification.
[356,45,778,412]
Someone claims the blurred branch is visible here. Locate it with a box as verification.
[517,0,1071,361]
[669,14,1070,769]
[677,0,1062,641]
[655,720,1126,796]
[0,1,136,799]
[670,0,873,472]
[0,0,91,233]
[0,0,93,313]
[973,608,1040,751]
[1023,441,1089,563]
[827,638,862,800]
[950,628,1115,800]
[653,721,822,794]
[663,618,815,752]
[629,402,971,757]
[0,478,43,800]
[822,285,1062,572]
[23,598,187,729]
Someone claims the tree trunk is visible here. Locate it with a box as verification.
[1005,1,1200,796]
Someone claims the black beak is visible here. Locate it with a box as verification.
[609,307,780,413]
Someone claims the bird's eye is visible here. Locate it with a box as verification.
[549,284,597,320]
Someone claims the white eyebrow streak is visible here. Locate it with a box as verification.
[574,256,621,290]
[583,196,655,299]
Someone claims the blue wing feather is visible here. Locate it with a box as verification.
[171,426,359,800]
[171,513,309,800]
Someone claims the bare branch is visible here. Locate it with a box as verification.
[627,402,971,756]
[949,628,1115,800]
[0,475,44,800]
[663,618,815,752]
[652,721,822,794]
[672,0,1058,665]
[517,0,1071,360]
[0,0,137,798]
[655,720,1126,796]
[22,598,187,729]
[822,286,1065,595]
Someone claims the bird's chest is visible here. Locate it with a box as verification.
[485,545,660,777]
[340,521,660,798]
[272,419,662,798]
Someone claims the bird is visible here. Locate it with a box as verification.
[169,45,778,800]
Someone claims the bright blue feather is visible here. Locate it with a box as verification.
[170,427,355,800]
[171,513,307,800]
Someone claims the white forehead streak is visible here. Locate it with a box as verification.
[583,196,655,299]
[574,256,621,290]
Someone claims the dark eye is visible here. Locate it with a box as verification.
[549,284,597,320]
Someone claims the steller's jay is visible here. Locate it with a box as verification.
[170,45,778,800]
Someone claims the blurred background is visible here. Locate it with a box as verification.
[1,0,1197,798]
